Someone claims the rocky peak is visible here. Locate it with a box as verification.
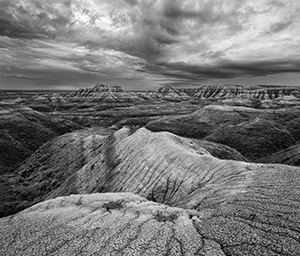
[68,84,141,102]
[92,84,124,92]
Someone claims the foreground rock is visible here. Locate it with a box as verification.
[0,193,206,256]
[1,189,300,255]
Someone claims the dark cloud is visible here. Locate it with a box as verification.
[0,12,42,39]
[153,34,179,45]
[0,0,250,60]
[162,0,248,32]
[0,0,76,39]
[269,0,286,8]
[139,60,300,83]
[0,74,47,81]
[267,20,293,34]
[163,2,200,20]
[198,50,225,61]
[158,20,180,36]
[124,0,138,6]
[0,0,300,89]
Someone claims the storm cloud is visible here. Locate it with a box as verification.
[0,0,300,89]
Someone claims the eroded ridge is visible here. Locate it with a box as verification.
[74,128,280,211]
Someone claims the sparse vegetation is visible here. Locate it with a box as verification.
[102,199,125,211]
[75,196,83,206]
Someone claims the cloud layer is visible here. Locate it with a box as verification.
[0,0,300,89]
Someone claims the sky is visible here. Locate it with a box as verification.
[0,0,300,90]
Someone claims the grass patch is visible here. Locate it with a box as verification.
[102,199,125,211]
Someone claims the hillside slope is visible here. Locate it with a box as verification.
[0,102,82,174]
[258,144,300,166]
[147,105,300,161]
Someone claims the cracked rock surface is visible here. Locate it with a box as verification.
[1,190,299,256]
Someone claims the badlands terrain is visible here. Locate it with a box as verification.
[1,84,300,255]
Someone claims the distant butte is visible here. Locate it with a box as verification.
[1,84,300,103]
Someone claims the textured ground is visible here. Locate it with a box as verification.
[0,193,221,256]
[1,180,300,256]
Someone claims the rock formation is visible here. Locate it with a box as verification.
[1,127,300,255]
[179,85,300,101]
[68,84,143,102]
[66,84,193,103]
[1,85,300,106]
[156,85,190,101]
